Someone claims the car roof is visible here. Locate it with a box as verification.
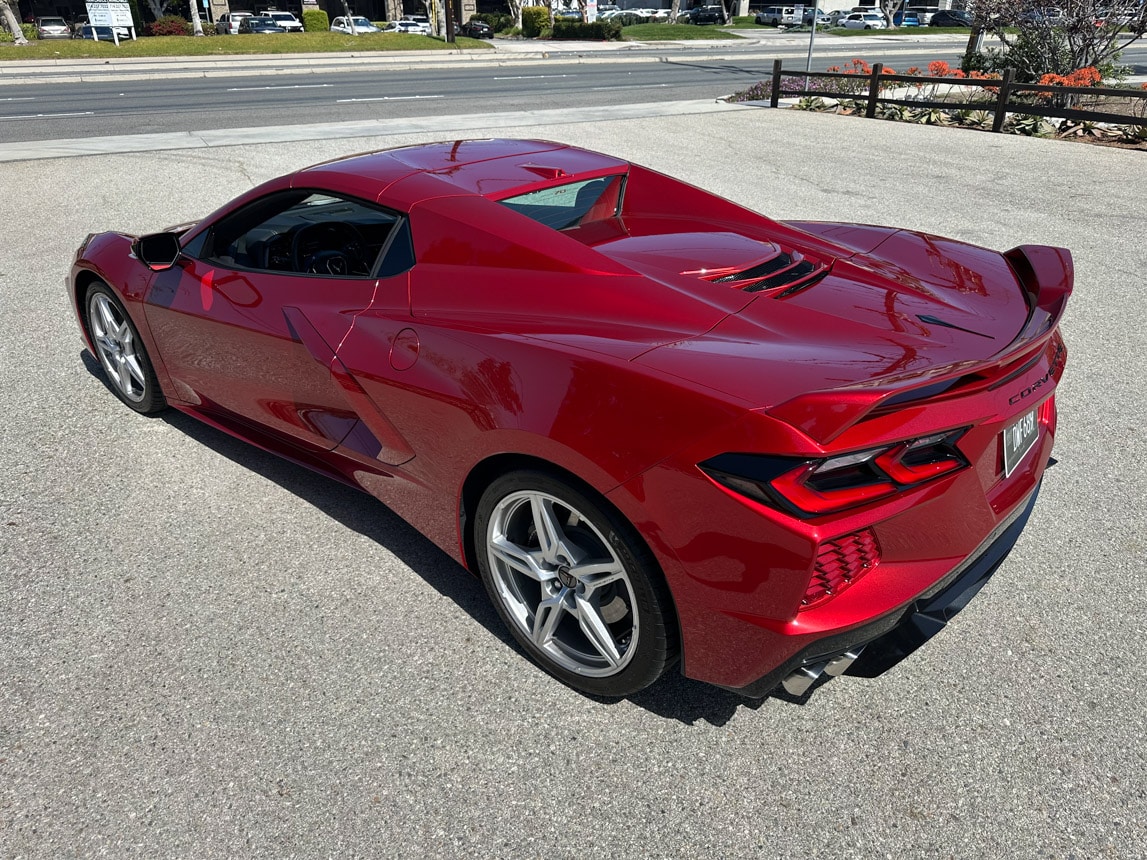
[296,139,628,206]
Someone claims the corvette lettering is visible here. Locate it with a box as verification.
[1009,342,1065,405]
[1010,371,1051,405]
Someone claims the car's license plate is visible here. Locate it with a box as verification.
[1002,408,1039,477]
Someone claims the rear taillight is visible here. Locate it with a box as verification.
[700,429,969,518]
[1039,394,1057,437]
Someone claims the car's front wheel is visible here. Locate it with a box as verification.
[84,282,166,414]
[475,470,677,697]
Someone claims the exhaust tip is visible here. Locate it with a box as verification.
[780,646,866,696]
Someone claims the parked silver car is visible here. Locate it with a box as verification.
[215,11,253,34]
[35,16,72,39]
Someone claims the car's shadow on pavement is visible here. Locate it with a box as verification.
[82,350,803,726]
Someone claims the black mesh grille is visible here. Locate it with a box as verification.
[712,253,793,283]
[743,261,822,293]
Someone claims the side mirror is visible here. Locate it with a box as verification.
[133,232,182,272]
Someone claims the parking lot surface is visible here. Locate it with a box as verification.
[1,104,1145,858]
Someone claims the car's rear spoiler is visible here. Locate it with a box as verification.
[765,245,1073,445]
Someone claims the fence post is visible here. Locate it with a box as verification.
[771,59,783,108]
[865,63,884,118]
[992,68,1016,133]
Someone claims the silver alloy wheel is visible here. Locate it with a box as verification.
[485,490,639,677]
[88,292,147,403]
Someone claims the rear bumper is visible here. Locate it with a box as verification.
[727,479,1041,699]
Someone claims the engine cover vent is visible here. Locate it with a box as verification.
[704,249,830,296]
[711,253,795,283]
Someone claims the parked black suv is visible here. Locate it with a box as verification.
[459,18,493,37]
[929,9,972,26]
[684,5,725,24]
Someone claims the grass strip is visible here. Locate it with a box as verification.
[621,24,743,41]
[0,32,492,61]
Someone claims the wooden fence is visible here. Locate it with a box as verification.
[767,60,1147,132]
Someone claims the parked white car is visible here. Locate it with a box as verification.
[382,19,432,34]
[843,11,887,28]
[264,10,304,32]
[331,16,380,34]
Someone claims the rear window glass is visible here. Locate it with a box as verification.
[499,175,624,231]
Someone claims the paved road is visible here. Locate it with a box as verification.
[0,34,983,142]
[1,98,1146,857]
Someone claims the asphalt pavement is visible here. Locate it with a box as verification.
[1,94,1145,858]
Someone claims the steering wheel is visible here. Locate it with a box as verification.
[291,222,367,275]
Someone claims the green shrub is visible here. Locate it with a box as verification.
[2,22,39,40]
[521,5,549,37]
[553,19,623,40]
[302,8,329,32]
[145,15,192,36]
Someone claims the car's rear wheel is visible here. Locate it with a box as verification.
[84,283,166,414]
[475,470,676,697]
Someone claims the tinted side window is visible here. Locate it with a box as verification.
[203,190,411,279]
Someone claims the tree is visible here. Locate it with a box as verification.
[1,0,28,44]
[670,0,682,24]
[878,0,903,29]
[965,0,1147,80]
[142,0,169,21]
[188,0,204,36]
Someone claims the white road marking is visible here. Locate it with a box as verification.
[493,74,579,80]
[1,111,95,120]
[335,94,445,103]
[591,83,671,91]
[226,84,335,92]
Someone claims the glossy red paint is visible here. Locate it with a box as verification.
[68,140,1072,696]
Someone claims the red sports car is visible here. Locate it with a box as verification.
[68,139,1071,698]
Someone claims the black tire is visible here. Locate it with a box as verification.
[84,282,166,414]
[474,469,677,697]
